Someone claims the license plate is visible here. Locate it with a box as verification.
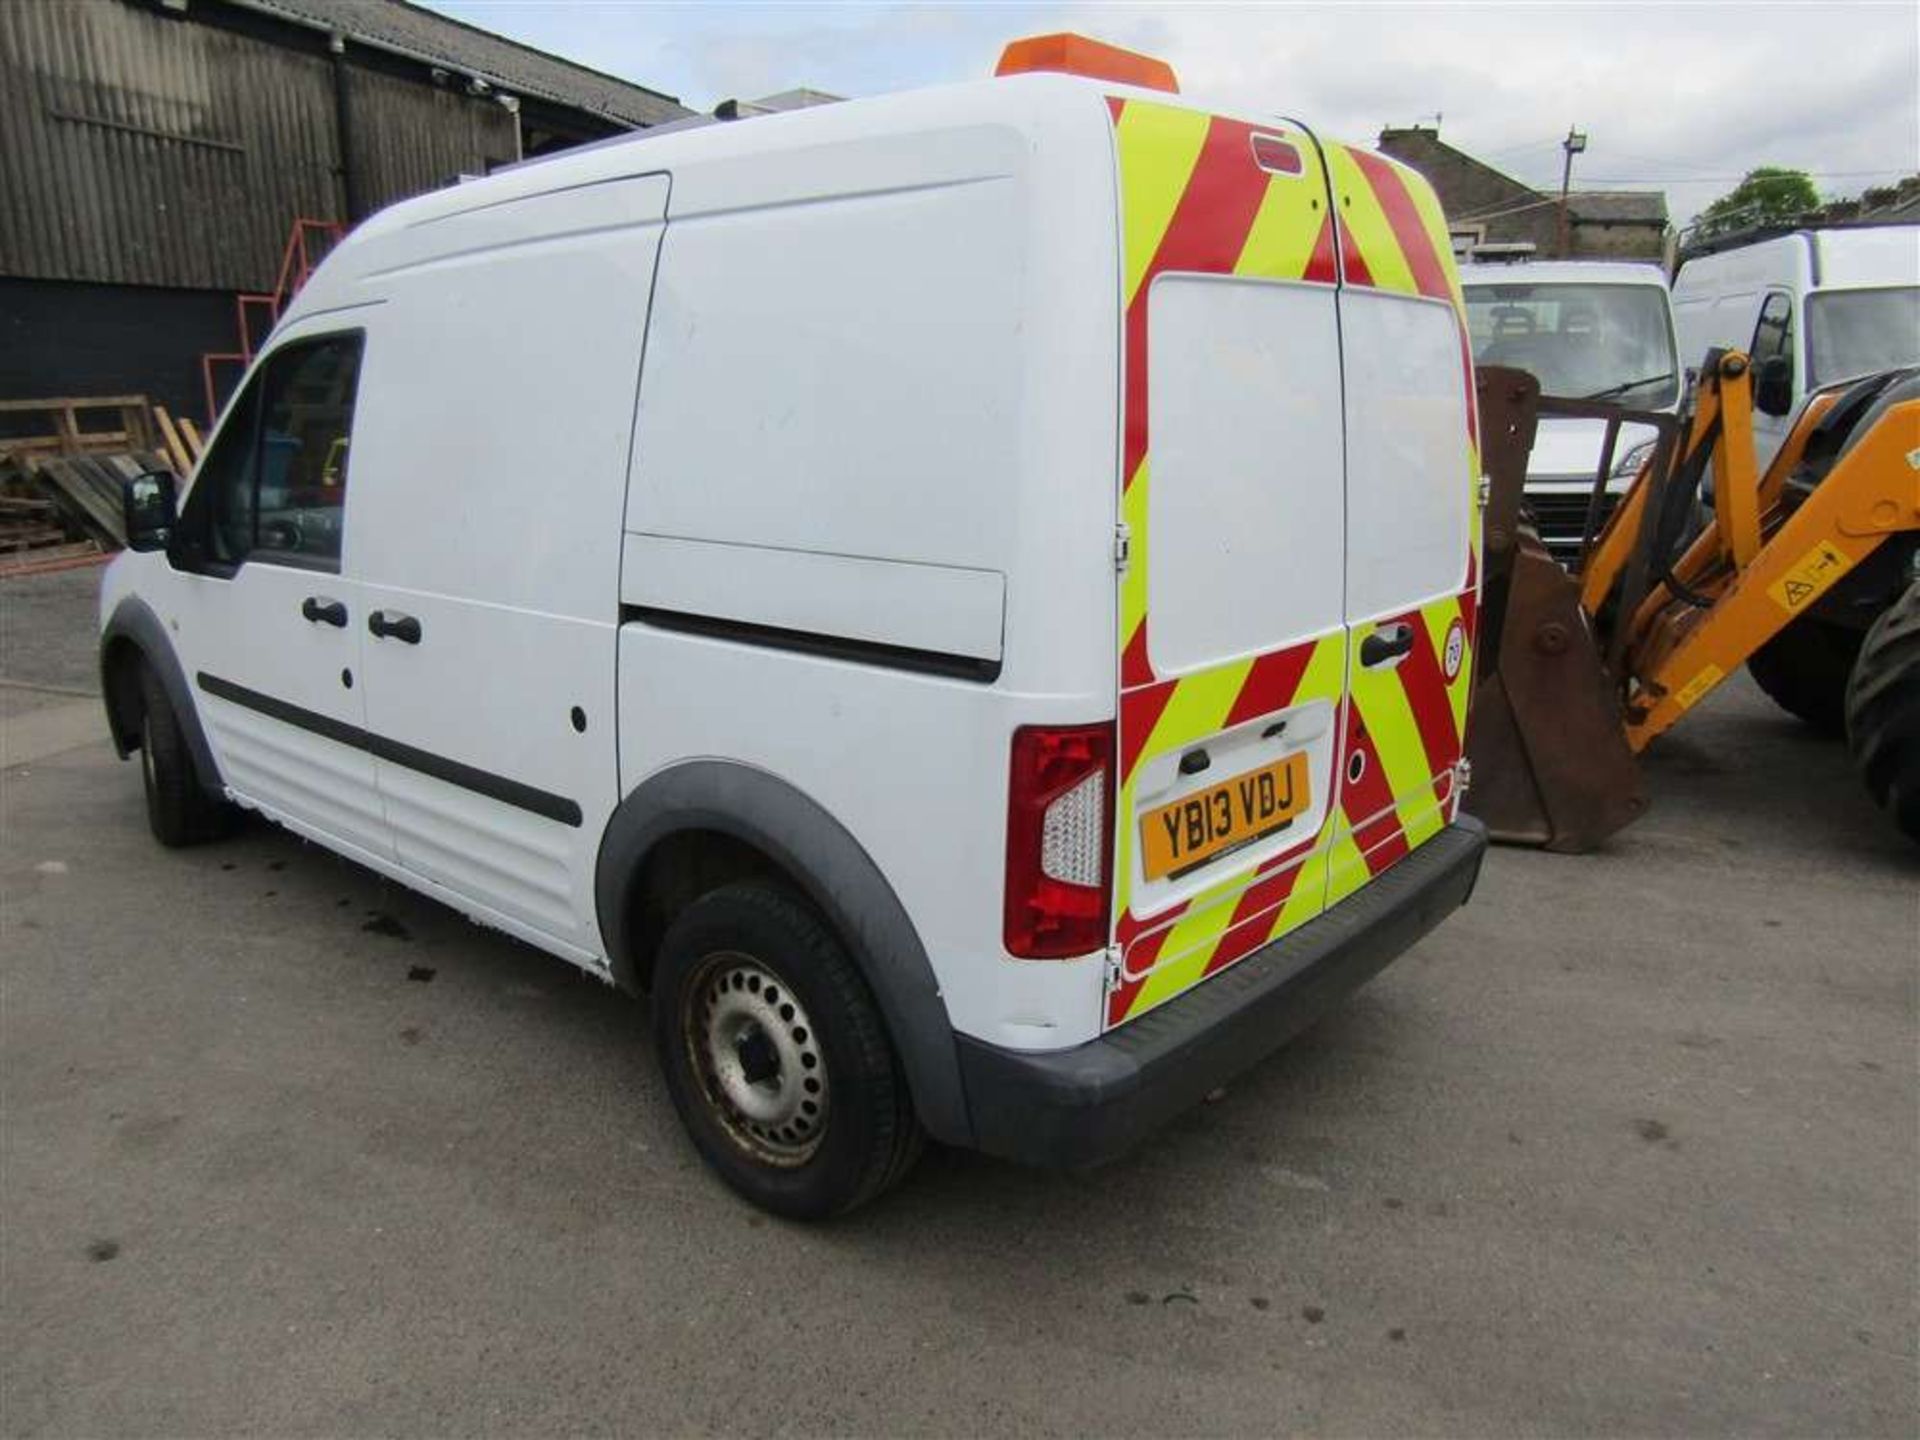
[1140,752,1309,881]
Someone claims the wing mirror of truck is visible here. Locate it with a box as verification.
[1754,356,1794,418]
[121,469,178,553]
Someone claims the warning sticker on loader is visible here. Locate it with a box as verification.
[1767,540,1854,613]
[1673,664,1724,712]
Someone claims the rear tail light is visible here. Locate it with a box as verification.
[1005,723,1115,958]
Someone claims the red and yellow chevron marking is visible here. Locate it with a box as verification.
[1323,141,1481,450]
[1327,593,1474,907]
[1112,100,1337,688]
[1108,633,1345,1027]
[1104,99,1482,1030]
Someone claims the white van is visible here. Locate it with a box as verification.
[1461,260,1681,563]
[1671,225,1920,471]
[99,64,1487,1216]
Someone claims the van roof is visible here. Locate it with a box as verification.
[1671,224,1919,294]
[345,72,1306,241]
[1459,259,1668,288]
[1809,225,1920,290]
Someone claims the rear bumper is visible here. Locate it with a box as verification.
[956,815,1488,1169]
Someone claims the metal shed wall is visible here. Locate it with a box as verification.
[0,1,520,293]
[346,64,519,213]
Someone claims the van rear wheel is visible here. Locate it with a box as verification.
[652,881,923,1218]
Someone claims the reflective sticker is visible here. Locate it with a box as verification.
[1673,663,1725,711]
[1441,617,1467,682]
[1767,540,1854,613]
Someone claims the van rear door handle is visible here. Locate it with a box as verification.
[367,610,422,644]
[301,596,348,628]
[1360,622,1416,668]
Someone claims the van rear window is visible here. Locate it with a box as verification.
[1146,276,1345,676]
[1342,291,1473,618]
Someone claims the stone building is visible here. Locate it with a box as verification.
[1377,125,1669,262]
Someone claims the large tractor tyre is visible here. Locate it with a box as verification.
[1747,617,1863,737]
[652,881,924,1219]
[137,663,238,847]
[1845,581,1920,844]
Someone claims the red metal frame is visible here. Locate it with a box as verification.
[201,217,345,427]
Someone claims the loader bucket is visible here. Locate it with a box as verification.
[1464,369,1647,851]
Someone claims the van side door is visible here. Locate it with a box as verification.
[1319,144,1478,906]
[158,326,389,863]
[345,175,668,965]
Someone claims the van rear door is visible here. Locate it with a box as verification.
[1102,102,1478,1031]
[1104,100,1351,1029]
[1319,144,1478,905]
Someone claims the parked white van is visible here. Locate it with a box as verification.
[99,60,1487,1216]
[1461,259,1682,563]
[1671,224,1920,472]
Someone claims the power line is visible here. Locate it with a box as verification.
[1477,136,1567,160]
[1578,169,1909,184]
[1448,194,1566,225]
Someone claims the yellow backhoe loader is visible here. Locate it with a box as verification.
[1466,353,1920,850]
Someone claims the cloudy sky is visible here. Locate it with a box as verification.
[421,1,1917,226]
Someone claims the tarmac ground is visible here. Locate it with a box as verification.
[2,564,1915,1436]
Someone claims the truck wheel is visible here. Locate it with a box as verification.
[652,881,924,1219]
[138,662,236,847]
[1747,616,1861,736]
[1845,581,1920,844]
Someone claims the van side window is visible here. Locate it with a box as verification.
[172,332,364,575]
[1749,293,1793,373]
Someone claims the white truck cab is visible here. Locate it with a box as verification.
[1461,259,1681,563]
[98,49,1487,1217]
[1671,224,1920,473]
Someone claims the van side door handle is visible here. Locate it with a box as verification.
[367,610,422,645]
[1359,622,1415,668]
[301,596,348,628]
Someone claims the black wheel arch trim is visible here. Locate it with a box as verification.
[595,760,972,1146]
[99,595,223,802]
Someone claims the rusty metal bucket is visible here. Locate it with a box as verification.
[1463,369,1647,852]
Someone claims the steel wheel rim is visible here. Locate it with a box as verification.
[684,950,828,1167]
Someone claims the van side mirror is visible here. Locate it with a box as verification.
[122,469,177,552]
[1754,355,1794,418]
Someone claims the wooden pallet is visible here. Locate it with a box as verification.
[0,396,157,466]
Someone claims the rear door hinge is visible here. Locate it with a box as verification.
[1103,945,1124,993]
[1477,473,1492,510]
[1113,521,1132,573]
[1454,757,1473,797]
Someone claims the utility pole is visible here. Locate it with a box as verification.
[1557,125,1588,258]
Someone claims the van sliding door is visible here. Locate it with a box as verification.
[344,174,669,963]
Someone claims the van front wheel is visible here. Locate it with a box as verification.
[652,881,923,1218]
[138,662,237,847]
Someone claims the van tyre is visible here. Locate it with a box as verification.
[138,662,236,847]
[1845,582,1920,844]
[653,881,924,1218]
[1747,616,1861,736]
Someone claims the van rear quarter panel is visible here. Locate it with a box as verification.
[618,81,1122,1051]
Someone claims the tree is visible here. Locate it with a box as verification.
[1691,167,1821,239]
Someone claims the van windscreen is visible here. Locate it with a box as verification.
[1807,286,1920,388]
[1463,283,1678,407]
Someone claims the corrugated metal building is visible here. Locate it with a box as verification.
[0,0,689,422]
